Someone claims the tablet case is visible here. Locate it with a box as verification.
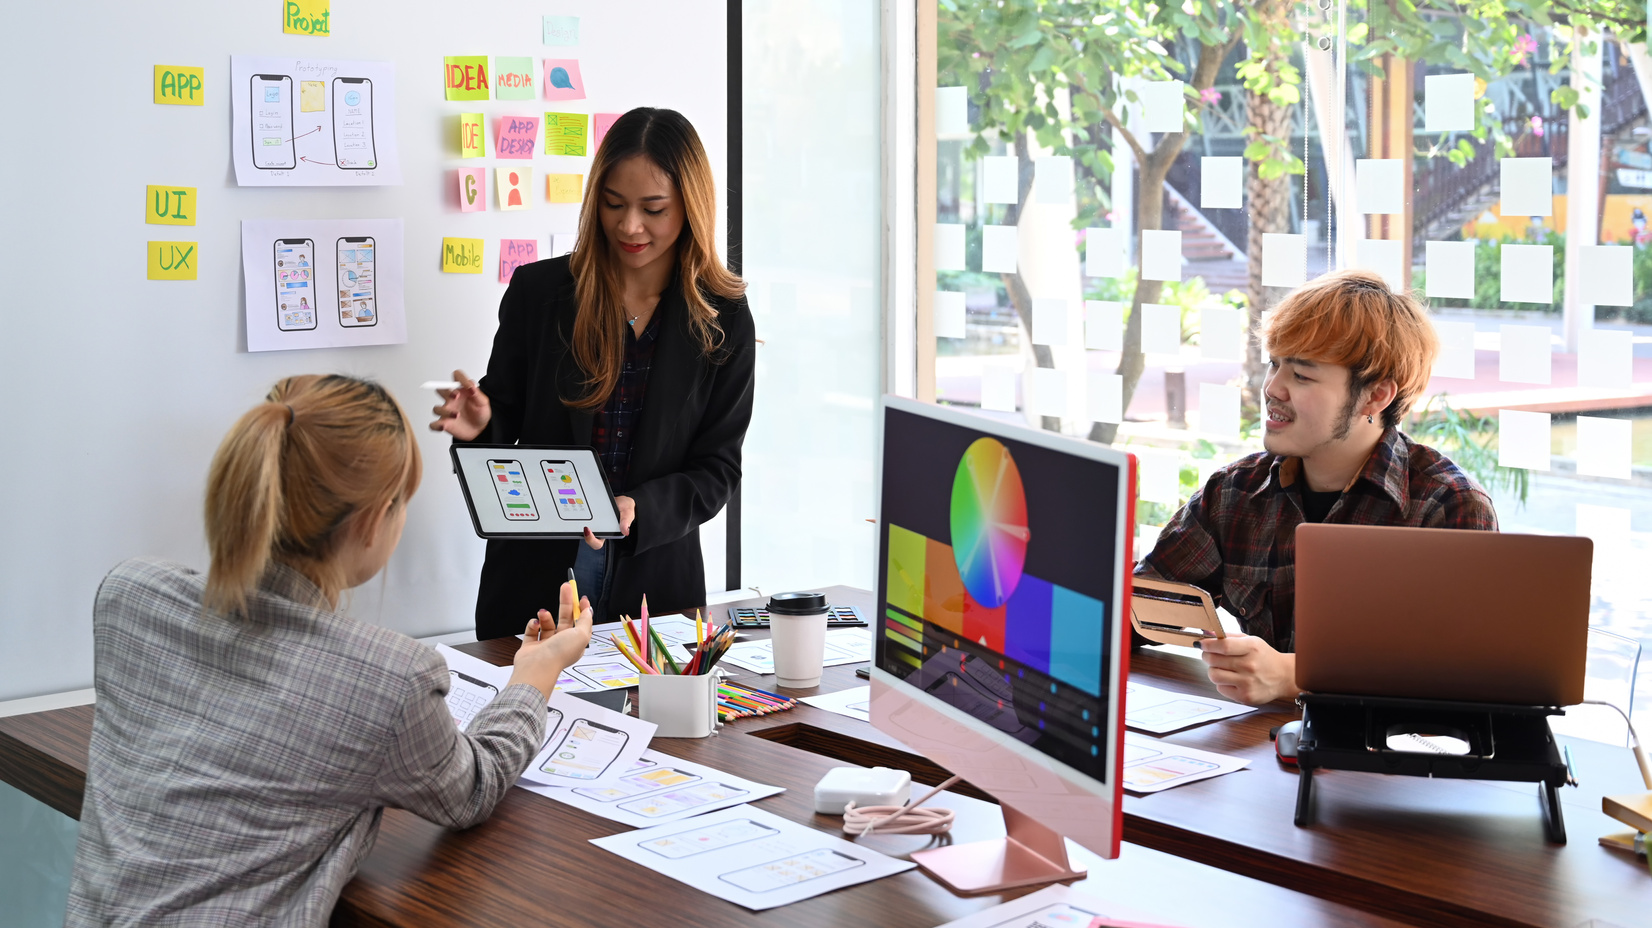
[1129,578,1226,645]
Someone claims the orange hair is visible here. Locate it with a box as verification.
[1262,269,1438,428]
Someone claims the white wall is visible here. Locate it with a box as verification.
[0,0,727,702]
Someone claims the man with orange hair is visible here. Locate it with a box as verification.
[1137,270,1497,705]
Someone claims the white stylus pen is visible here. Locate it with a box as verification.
[420,380,462,391]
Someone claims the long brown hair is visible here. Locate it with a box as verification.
[567,107,745,409]
[203,375,422,614]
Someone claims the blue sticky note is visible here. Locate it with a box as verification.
[543,15,579,46]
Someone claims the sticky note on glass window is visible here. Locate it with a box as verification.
[1086,301,1123,351]
[1262,233,1306,288]
[593,113,621,151]
[146,186,196,226]
[458,168,486,212]
[544,112,588,156]
[982,156,1018,204]
[1201,157,1242,209]
[546,173,582,203]
[1431,320,1477,379]
[1355,238,1404,291]
[1142,304,1183,357]
[1424,73,1476,132]
[981,368,1017,412]
[154,65,204,105]
[1577,328,1633,389]
[1035,156,1073,204]
[1576,416,1633,479]
[147,241,197,280]
[299,81,326,112]
[1089,373,1123,424]
[496,166,533,210]
[935,223,965,271]
[1031,368,1068,418]
[494,56,535,100]
[1499,324,1552,384]
[1136,448,1181,504]
[543,15,579,46]
[936,86,969,137]
[1500,243,1553,303]
[1578,245,1633,306]
[1497,409,1551,471]
[496,116,540,160]
[1500,158,1553,217]
[1576,503,1631,549]
[982,225,1018,273]
[444,57,490,101]
[1139,80,1185,133]
[1425,240,1475,300]
[1357,160,1405,215]
[543,60,585,101]
[1086,228,1125,278]
[1140,230,1181,282]
[442,237,484,274]
[1199,306,1243,361]
[460,112,485,157]
[935,290,966,339]
[499,239,539,284]
[1199,383,1241,441]
[1031,298,1068,346]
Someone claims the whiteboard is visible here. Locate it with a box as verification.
[0,0,730,702]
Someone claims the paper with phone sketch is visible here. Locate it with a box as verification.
[1124,682,1255,735]
[240,218,404,352]
[518,749,784,827]
[800,685,871,722]
[1122,732,1248,793]
[929,883,1185,928]
[714,628,870,675]
[589,804,913,911]
[519,690,655,787]
[436,644,591,721]
[231,56,400,186]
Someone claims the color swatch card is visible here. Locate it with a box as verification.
[519,690,656,788]
[1125,681,1255,735]
[544,111,589,156]
[495,116,539,159]
[519,750,784,828]
[589,804,914,911]
[1086,228,1126,278]
[1122,732,1248,794]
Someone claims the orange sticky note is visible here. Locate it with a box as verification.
[546,173,582,204]
[460,113,485,158]
[442,238,485,274]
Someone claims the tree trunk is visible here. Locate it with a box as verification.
[1242,1,1295,419]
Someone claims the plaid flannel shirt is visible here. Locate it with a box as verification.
[591,311,661,493]
[1136,428,1498,652]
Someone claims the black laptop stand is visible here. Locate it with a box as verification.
[1293,693,1572,843]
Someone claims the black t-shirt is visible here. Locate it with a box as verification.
[1300,487,1342,524]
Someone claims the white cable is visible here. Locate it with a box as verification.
[843,775,960,837]
[1580,699,1652,790]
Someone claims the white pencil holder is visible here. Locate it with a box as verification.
[638,672,719,738]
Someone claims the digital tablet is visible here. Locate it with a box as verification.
[1129,577,1226,645]
[450,444,625,539]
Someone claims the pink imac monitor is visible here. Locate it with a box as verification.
[869,396,1136,895]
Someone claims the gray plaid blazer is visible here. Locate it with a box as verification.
[65,557,544,927]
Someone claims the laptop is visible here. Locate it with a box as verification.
[1293,524,1591,706]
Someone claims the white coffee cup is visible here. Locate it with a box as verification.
[768,592,830,688]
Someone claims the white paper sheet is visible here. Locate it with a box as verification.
[1261,233,1306,288]
[1198,383,1240,442]
[1138,80,1185,133]
[1355,238,1404,291]
[1141,303,1183,357]
[1498,324,1552,384]
[590,804,914,911]
[929,884,1175,928]
[982,368,1017,412]
[799,686,871,722]
[1140,229,1182,282]
[936,86,969,137]
[1032,298,1069,346]
[1425,240,1476,300]
[1031,368,1069,418]
[1122,732,1249,793]
[1497,409,1552,471]
[1576,416,1633,479]
[1125,682,1256,735]
[436,644,513,731]
[1085,301,1124,351]
[715,629,870,676]
[518,690,657,787]
[241,218,405,352]
[1579,245,1634,306]
[231,56,401,186]
[1036,156,1074,204]
[1086,228,1126,278]
[1577,328,1634,389]
[1135,448,1181,505]
[982,224,1019,273]
[1198,306,1243,361]
[935,290,967,339]
[1088,373,1124,425]
[1356,159,1405,215]
[1431,319,1478,379]
[1500,243,1554,303]
[982,155,1019,204]
[551,233,577,257]
[519,749,784,828]
[934,223,966,271]
[1424,73,1477,132]
[1200,156,1242,209]
[1500,158,1554,217]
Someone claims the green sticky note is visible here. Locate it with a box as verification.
[444,56,490,101]
[543,112,588,156]
[495,56,535,100]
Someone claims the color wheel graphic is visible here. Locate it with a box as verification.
[950,437,1030,608]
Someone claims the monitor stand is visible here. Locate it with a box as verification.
[911,803,1086,895]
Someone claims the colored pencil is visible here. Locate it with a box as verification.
[649,625,682,674]
[640,595,651,669]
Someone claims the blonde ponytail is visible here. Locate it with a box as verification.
[203,403,290,613]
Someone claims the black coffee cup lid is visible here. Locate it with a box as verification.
[767,591,829,615]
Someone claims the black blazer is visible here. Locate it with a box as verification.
[465,255,755,639]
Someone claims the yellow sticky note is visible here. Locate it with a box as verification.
[283,0,330,36]
[546,173,583,204]
[300,81,326,112]
[146,186,197,226]
[442,238,485,274]
[148,242,198,280]
[154,66,204,105]
[460,113,485,158]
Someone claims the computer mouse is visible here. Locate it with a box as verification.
[1272,720,1303,766]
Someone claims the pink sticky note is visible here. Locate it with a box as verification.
[500,239,539,283]
[458,168,486,212]
[594,112,621,152]
[495,116,540,160]
[542,59,586,101]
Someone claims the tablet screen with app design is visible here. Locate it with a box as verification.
[450,444,624,539]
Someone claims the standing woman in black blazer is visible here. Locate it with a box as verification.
[431,107,753,638]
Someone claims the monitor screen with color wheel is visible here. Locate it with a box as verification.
[869,396,1135,893]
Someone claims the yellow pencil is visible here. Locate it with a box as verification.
[695,608,704,646]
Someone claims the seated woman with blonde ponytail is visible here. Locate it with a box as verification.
[65,374,592,928]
